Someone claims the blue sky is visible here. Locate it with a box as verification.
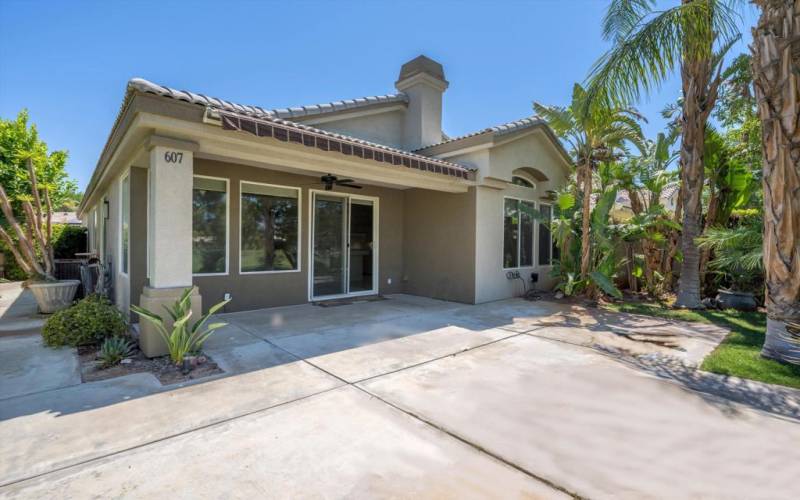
[0,0,758,190]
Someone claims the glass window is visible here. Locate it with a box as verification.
[512,176,534,188]
[520,201,534,267]
[504,198,536,268]
[193,177,228,274]
[240,182,299,272]
[539,204,553,265]
[121,175,129,274]
[503,198,519,268]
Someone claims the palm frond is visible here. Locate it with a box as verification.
[586,0,742,108]
[603,0,656,42]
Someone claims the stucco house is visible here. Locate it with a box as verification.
[78,55,570,354]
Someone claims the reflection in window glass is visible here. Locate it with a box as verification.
[503,198,518,268]
[240,183,299,272]
[193,177,227,274]
[504,198,537,268]
[520,201,534,267]
[511,176,534,188]
[539,204,553,265]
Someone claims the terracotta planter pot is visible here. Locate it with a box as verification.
[27,280,80,313]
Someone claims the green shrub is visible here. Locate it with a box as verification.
[52,224,87,259]
[132,287,229,365]
[98,336,135,368]
[1,223,87,280]
[42,294,127,347]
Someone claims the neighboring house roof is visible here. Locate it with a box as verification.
[50,212,81,225]
[129,78,407,121]
[613,182,681,212]
[126,78,471,179]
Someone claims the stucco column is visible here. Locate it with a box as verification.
[138,138,202,357]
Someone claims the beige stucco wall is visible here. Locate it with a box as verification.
[473,131,569,302]
[189,159,405,313]
[487,129,570,192]
[402,187,476,304]
[307,110,406,150]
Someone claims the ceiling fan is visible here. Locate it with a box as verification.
[320,174,362,191]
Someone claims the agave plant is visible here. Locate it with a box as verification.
[98,336,136,368]
[131,288,230,365]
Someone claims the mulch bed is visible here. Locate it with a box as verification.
[78,345,223,386]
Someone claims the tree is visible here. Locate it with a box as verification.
[587,0,740,308]
[0,159,57,281]
[534,83,645,297]
[750,0,800,364]
[0,110,79,221]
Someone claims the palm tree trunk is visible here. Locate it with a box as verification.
[675,95,707,308]
[675,6,720,309]
[580,161,592,280]
[752,0,800,364]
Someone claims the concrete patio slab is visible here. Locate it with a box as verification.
[360,333,800,500]
[223,295,464,341]
[0,335,80,400]
[275,318,516,382]
[1,386,566,499]
[3,294,797,499]
[0,354,342,485]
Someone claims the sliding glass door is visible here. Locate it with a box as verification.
[311,192,376,299]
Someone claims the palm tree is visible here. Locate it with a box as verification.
[534,83,645,296]
[750,0,800,364]
[586,0,740,308]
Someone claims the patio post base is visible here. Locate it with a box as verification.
[137,285,203,358]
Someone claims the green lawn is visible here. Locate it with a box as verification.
[603,301,800,389]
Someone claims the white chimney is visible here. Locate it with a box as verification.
[395,55,448,150]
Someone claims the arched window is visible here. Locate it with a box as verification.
[511,175,534,188]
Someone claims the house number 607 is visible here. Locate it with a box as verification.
[164,151,183,163]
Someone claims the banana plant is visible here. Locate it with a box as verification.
[131,288,231,365]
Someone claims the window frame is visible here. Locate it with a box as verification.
[537,202,555,267]
[502,196,537,270]
[511,175,535,189]
[192,175,230,277]
[238,180,302,275]
[118,171,130,277]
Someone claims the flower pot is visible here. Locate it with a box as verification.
[715,289,758,311]
[27,280,80,313]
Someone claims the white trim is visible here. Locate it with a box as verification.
[308,189,380,301]
[118,169,130,277]
[192,175,230,277]
[238,180,302,275]
[501,195,536,270]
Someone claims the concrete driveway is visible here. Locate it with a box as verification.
[1,294,799,499]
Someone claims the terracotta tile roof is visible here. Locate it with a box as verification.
[415,116,547,151]
[128,78,473,179]
[128,78,407,120]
